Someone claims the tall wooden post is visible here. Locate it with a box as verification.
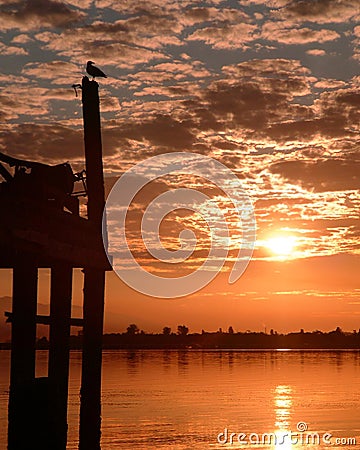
[79,76,106,450]
[48,264,73,449]
[8,257,38,449]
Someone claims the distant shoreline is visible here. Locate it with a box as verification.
[1,327,359,350]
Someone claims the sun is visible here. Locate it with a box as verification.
[264,236,297,257]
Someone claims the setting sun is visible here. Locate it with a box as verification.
[264,236,297,257]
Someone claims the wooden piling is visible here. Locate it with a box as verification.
[8,257,38,450]
[48,264,73,450]
[79,76,107,450]
[79,269,106,450]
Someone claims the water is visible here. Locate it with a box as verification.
[0,350,360,449]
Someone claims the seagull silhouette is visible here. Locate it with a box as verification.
[86,61,107,79]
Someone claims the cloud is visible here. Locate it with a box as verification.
[115,114,196,150]
[222,58,310,79]
[100,96,121,112]
[32,7,185,68]
[0,87,50,120]
[204,81,288,130]
[0,42,28,55]
[94,0,225,15]
[264,85,360,142]
[87,58,319,156]
[187,22,258,50]
[0,0,83,31]
[22,60,81,83]
[314,79,347,89]
[64,0,93,7]
[0,76,85,122]
[35,30,168,68]
[11,33,34,44]
[0,121,123,167]
[266,117,346,141]
[0,73,29,86]
[0,123,84,163]
[306,49,326,56]
[180,6,218,26]
[275,0,359,24]
[270,157,360,192]
[0,0,359,334]
[261,22,340,44]
[94,0,183,14]
[181,6,252,27]
[124,60,211,99]
[198,60,313,136]
[315,88,360,122]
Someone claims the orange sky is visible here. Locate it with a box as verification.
[0,0,359,337]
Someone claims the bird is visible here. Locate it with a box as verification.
[86,61,107,79]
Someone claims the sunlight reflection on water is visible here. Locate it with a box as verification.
[1,350,360,449]
[274,385,293,450]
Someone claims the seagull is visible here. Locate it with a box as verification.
[86,61,107,79]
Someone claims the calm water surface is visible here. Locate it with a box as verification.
[0,350,359,449]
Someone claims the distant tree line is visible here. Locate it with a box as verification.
[55,325,360,350]
[1,325,360,350]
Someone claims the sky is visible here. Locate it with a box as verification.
[0,0,359,337]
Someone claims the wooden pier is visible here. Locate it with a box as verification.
[0,76,111,450]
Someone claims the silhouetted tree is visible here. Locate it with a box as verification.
[126,324,139,335]
[228,326,234,334]
[177,325,189,336]
[163,326,171,335]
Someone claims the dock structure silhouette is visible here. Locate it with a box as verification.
[1,76,111,450]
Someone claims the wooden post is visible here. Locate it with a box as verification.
[48,264,73,450]
[79,76,106,450]
[8,257,38,449]
[79,268,105,449]
[81,76,106,223]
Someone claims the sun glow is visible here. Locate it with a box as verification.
[264,236,297,257]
